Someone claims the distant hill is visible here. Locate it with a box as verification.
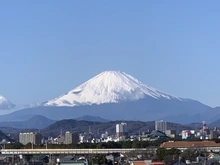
[209,119,220,128]
[0,115,55,129]
[0,118,193,141]
[185,122,202,130]
[40,119,193,138]
[74,115,110,122]
[186,118,220,130]
[24,115,56,129]
[0,130,15,142]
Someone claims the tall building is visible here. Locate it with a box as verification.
[19,132,42,145]
[116,123,128,138]
[65,131,79,144]
[155,120,167,132]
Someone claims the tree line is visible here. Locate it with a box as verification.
[5,139,167,149]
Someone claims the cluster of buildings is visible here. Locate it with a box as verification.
[19,131,79,145]
[17,120,220,145]
[154,120,219,140]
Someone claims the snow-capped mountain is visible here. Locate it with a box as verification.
[0,71,212,124]
[0,95,15,110]
[44,71,181,107]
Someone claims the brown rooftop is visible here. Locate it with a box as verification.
[161,141,220,148]
[151,162,165,165]
[132,162,147,165]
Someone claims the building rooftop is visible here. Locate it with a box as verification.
[150,130,168,139]
[132,161,147,165]
[150,162,165,165]
[161,141,220,148]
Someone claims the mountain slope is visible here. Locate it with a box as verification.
[0,95,15,110]
[0,115,55,129]
[0,71,211,124]
[0,97,210,124]
[74,115,110,123]
[0,130,15,142]
[44,71,181,107]
[40,119,193,138]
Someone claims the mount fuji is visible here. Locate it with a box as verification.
[0,95,15,110]
[0,71,212,124]
[44,71,181,107]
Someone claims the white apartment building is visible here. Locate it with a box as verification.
[155,120,167,132]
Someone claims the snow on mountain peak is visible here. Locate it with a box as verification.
[44,71,180,107]
[0,95,15,110]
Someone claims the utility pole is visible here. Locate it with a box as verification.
[178,156,181,165]
[204,153,207,165]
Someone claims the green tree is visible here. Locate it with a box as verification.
[156,148,181,161]
[5,142,24,149]
[24,142,34,149]
[92,154,107,165]
[156,148,167,161]
[120,141,132,148]
[132,140,141,148]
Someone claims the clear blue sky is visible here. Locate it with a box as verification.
[0,1,220,113]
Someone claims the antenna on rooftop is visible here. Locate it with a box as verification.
[202,120,207,139]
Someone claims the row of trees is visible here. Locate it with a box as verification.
[5,139,166,149]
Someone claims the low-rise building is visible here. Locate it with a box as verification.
[165,130,176,138]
